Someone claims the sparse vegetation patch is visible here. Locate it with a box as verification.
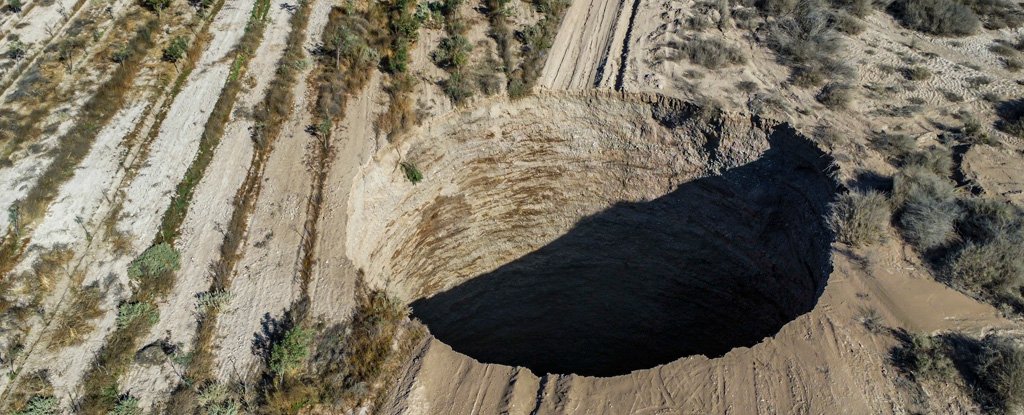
[828,190,891,247]
[673,36,746,69]
[888,0,980,36]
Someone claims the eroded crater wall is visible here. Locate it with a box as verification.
[346,92,836,376]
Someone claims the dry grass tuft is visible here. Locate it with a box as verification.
[48,284,104,350]
[892,166,962,251]
[828,190,891,247]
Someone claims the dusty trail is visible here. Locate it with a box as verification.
[116,1,251,243]
[212,0,332,381]
[537,0,628,90]
[0,0,255,401]
[306,72,384,322]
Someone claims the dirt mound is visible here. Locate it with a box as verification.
[347,92,837,376]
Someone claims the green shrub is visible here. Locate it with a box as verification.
[870,132,916,163]
[384,42,411,73]
[7,0,22,13]
[960,0,1024,29]
[116,302,159,329]
[888,0,980,36]
[49,284,104,350]
[767,6,852,87]
[162,37,189,63]
[127,243,180,281]
[7,40,27,60]
[947,235,1024,298]
[13,396,58,415]
[960,118,996,145]
[828,190,891,247]
[831,0,873,17]
[442,71,474,104]
[110,395,141,415]
[196,290,233,312]
[894,333,1024,412]
[893,166,962,251]
[111,43,132,64]
[956,197,1022,242]
[142,0,171,12]
[269,326,312,376]
[197,383,239,414]
[675,36,746,69]
[400,162,423,183]
[997,99,1024,137]
[831,10,865,34]
[308,288,408,406]
[189,0,214,10]
[432,35,472,69]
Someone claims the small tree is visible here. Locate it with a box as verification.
[432,35,472,69]
[110,395,141,415]
[116,302,159,328]
[162,36,189,63]
[111,43,131,63]
[143,0,171,13]
[400,162,423,183]
[269,326,312,377]
[893,166,962,251]
[7,40,27,60]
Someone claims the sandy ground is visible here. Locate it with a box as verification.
[306,71,384,322]
[537,0,627,89]
[0,0,255,402]
[0,99,149,398]
[1,0,1023,409]
[211,0,332,382]
[0,0,85,89]
[0,0,143,231]
[118,1,295,409]
[115,0,252,246]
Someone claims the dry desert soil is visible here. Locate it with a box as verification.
[0,0,1023,412]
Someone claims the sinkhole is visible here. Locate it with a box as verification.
[346,93,837,377]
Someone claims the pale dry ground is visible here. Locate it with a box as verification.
[0,0,84,88]
[118,1,295,408]
[0,0,1023,409]
[537,0,625,89]
[211,0,333,382]
[0,0,142,231]
[306,71,385,322]
[0,0,254,403]
[0,98,150,397]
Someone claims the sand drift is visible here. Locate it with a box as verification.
[347,92,837,377]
